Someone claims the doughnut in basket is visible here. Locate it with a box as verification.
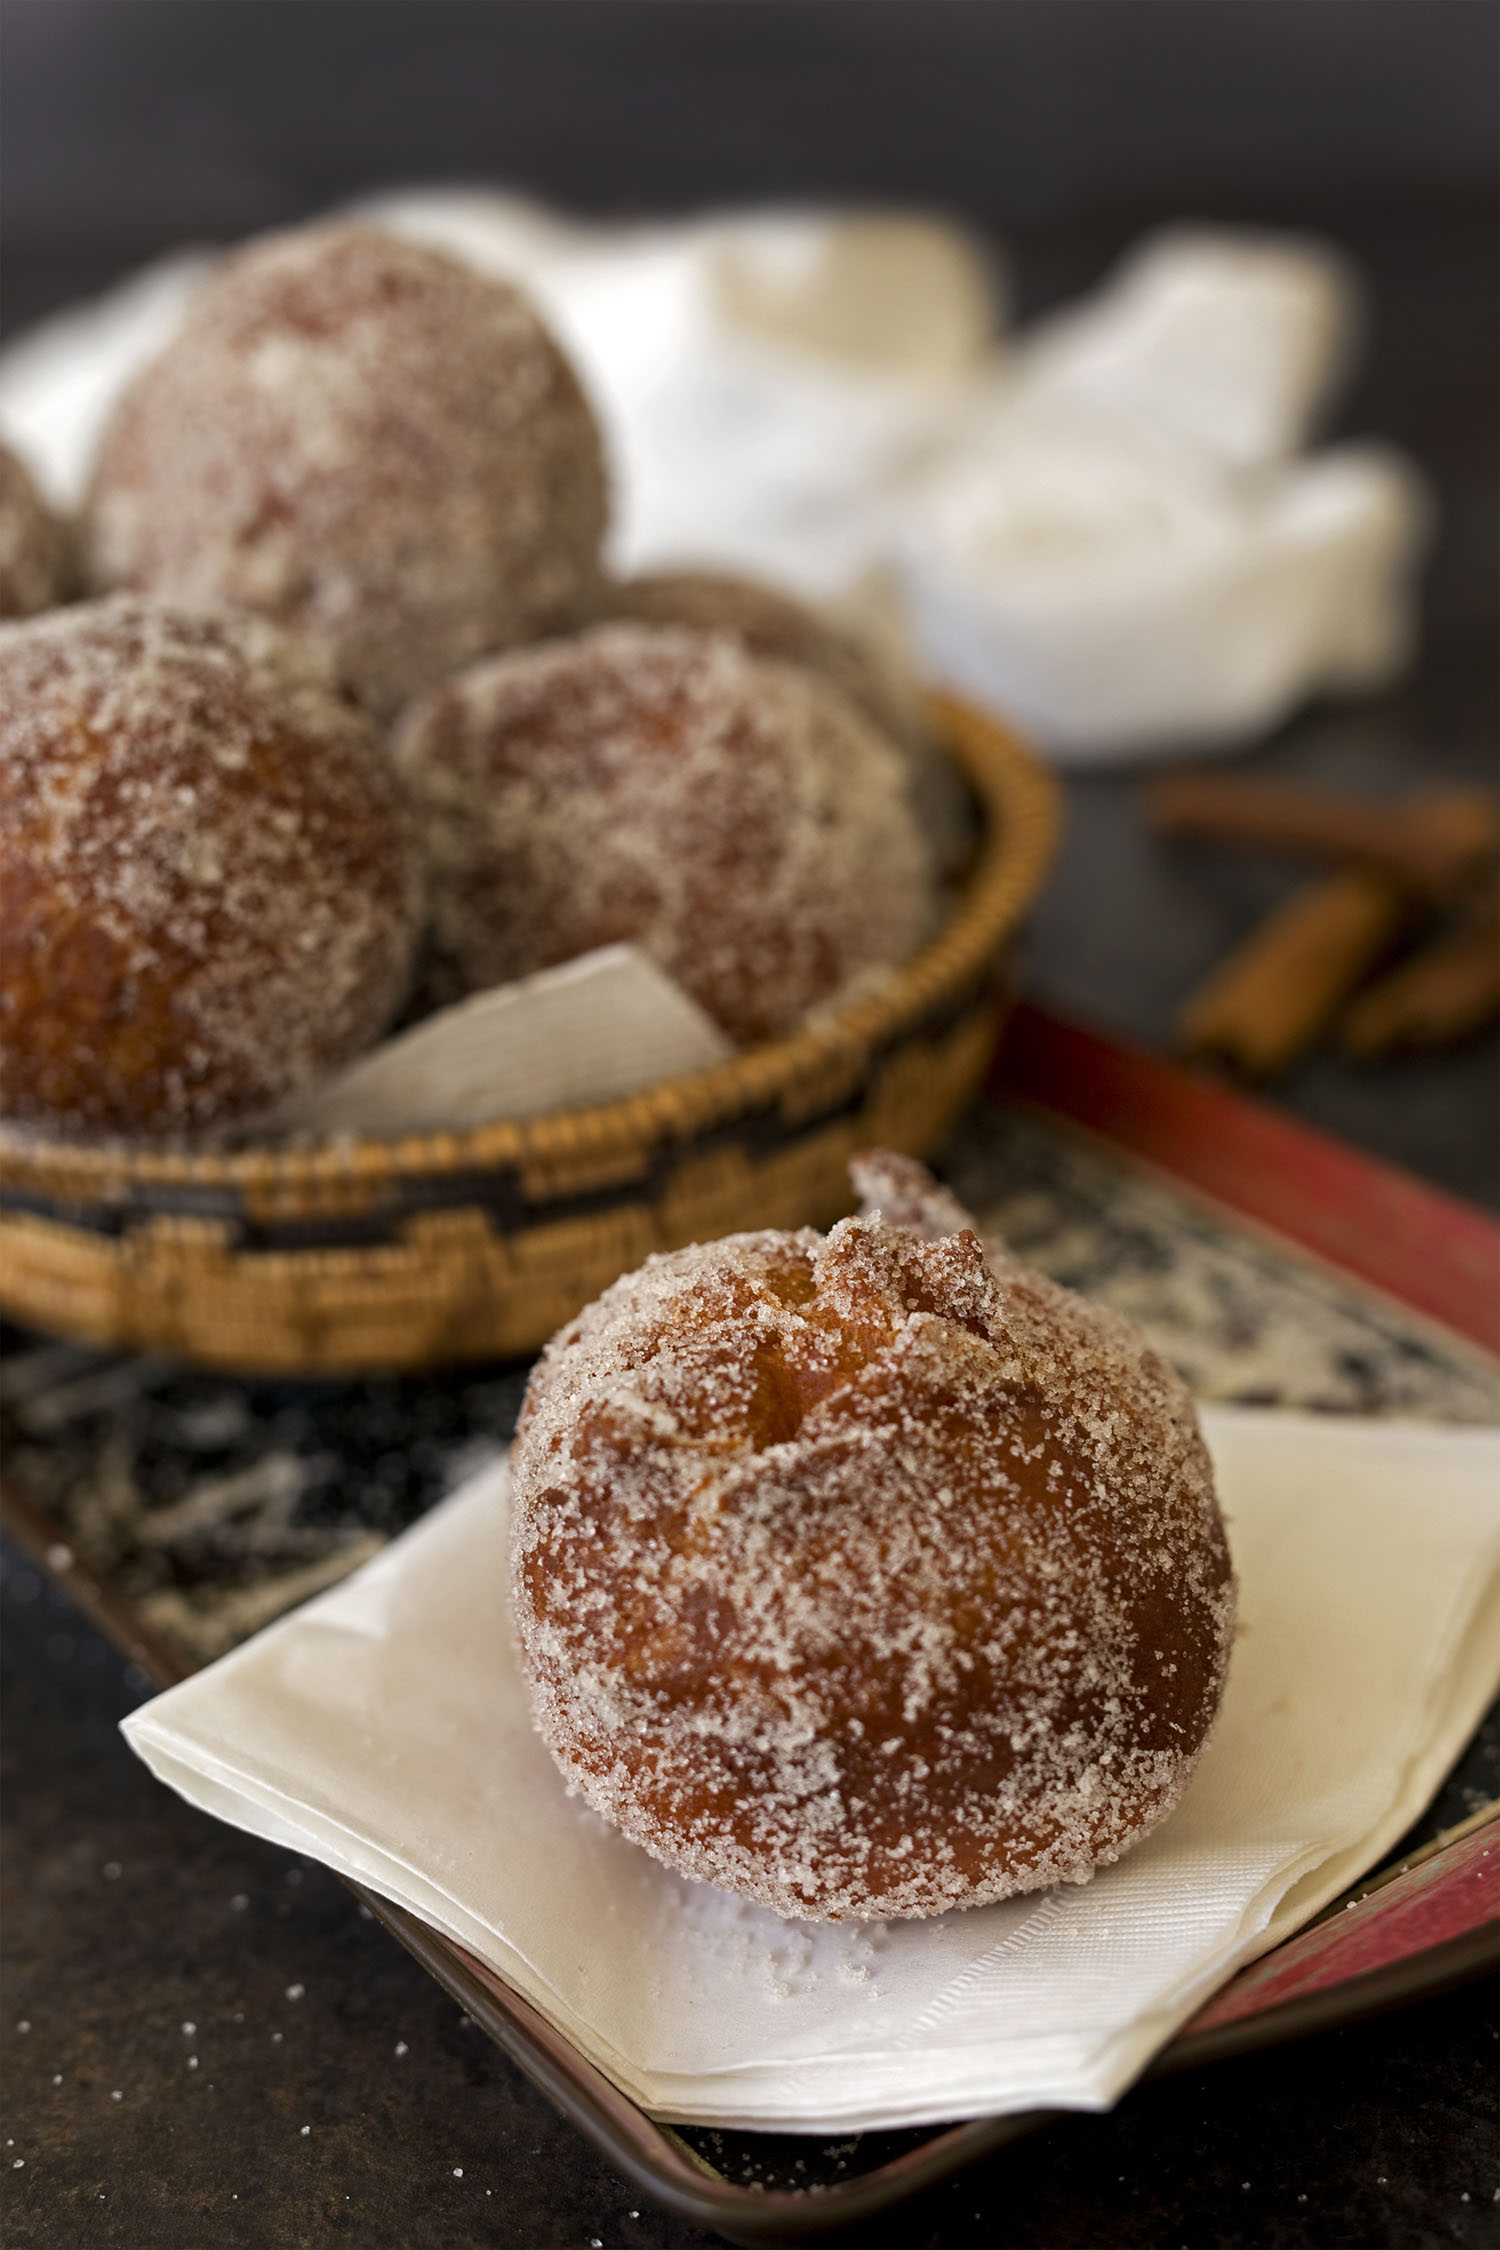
[0,598,423,1139]
[599,567,924,751]
[598,568,979,872]
[392,620,937,1046]
[510,1153,1235,1921]
[84,224,608,718]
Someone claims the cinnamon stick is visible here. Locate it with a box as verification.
[1178,868,1412,1078]
[1340,884,1500,1059]
[1145,775,1499,897]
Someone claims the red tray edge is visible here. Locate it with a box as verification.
[989,1002,1500,1362]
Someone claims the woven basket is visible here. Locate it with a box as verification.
[0,693,1058,1373]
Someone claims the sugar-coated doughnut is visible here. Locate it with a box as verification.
[599,569,924,751]
[511,1167,1235,1920]
[0,599,423,1138]
[85,225,608,718]
[597,572,979,874]
[392,621,936,1045]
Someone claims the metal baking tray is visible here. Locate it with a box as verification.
[4,1004,1496,2240]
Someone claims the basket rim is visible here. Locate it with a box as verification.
[0,691,1059,1197]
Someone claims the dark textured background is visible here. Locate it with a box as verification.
[2,7,1497,2246]
[2,0,1496,254]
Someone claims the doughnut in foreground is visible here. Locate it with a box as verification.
[510,1166,1235,1920]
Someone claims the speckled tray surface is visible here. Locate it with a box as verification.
[3,1013,1496,2238]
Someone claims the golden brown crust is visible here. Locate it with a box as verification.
[510,1192,1236,1921]
[85,225,608,719]
[392,621,935,1045]
[0,599,422,1138]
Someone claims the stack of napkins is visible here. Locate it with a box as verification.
[123,1406,1500,2133]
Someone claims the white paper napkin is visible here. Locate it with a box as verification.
[265,945,731,1141]
[122,1406,1500,2133]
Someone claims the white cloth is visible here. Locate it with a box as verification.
[898,403,1425,757]
[0,201,1428,764]
[1018,228,1359,470]
[0,250,210,509]
[122,1406,1500,2134]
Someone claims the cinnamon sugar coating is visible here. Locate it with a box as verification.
[392,621,936,1045]
[0,440,67,618]
[0,599,422,1138]
[84,225,608,718]
[511,1183,1236,1921]
[598,569,924,751]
